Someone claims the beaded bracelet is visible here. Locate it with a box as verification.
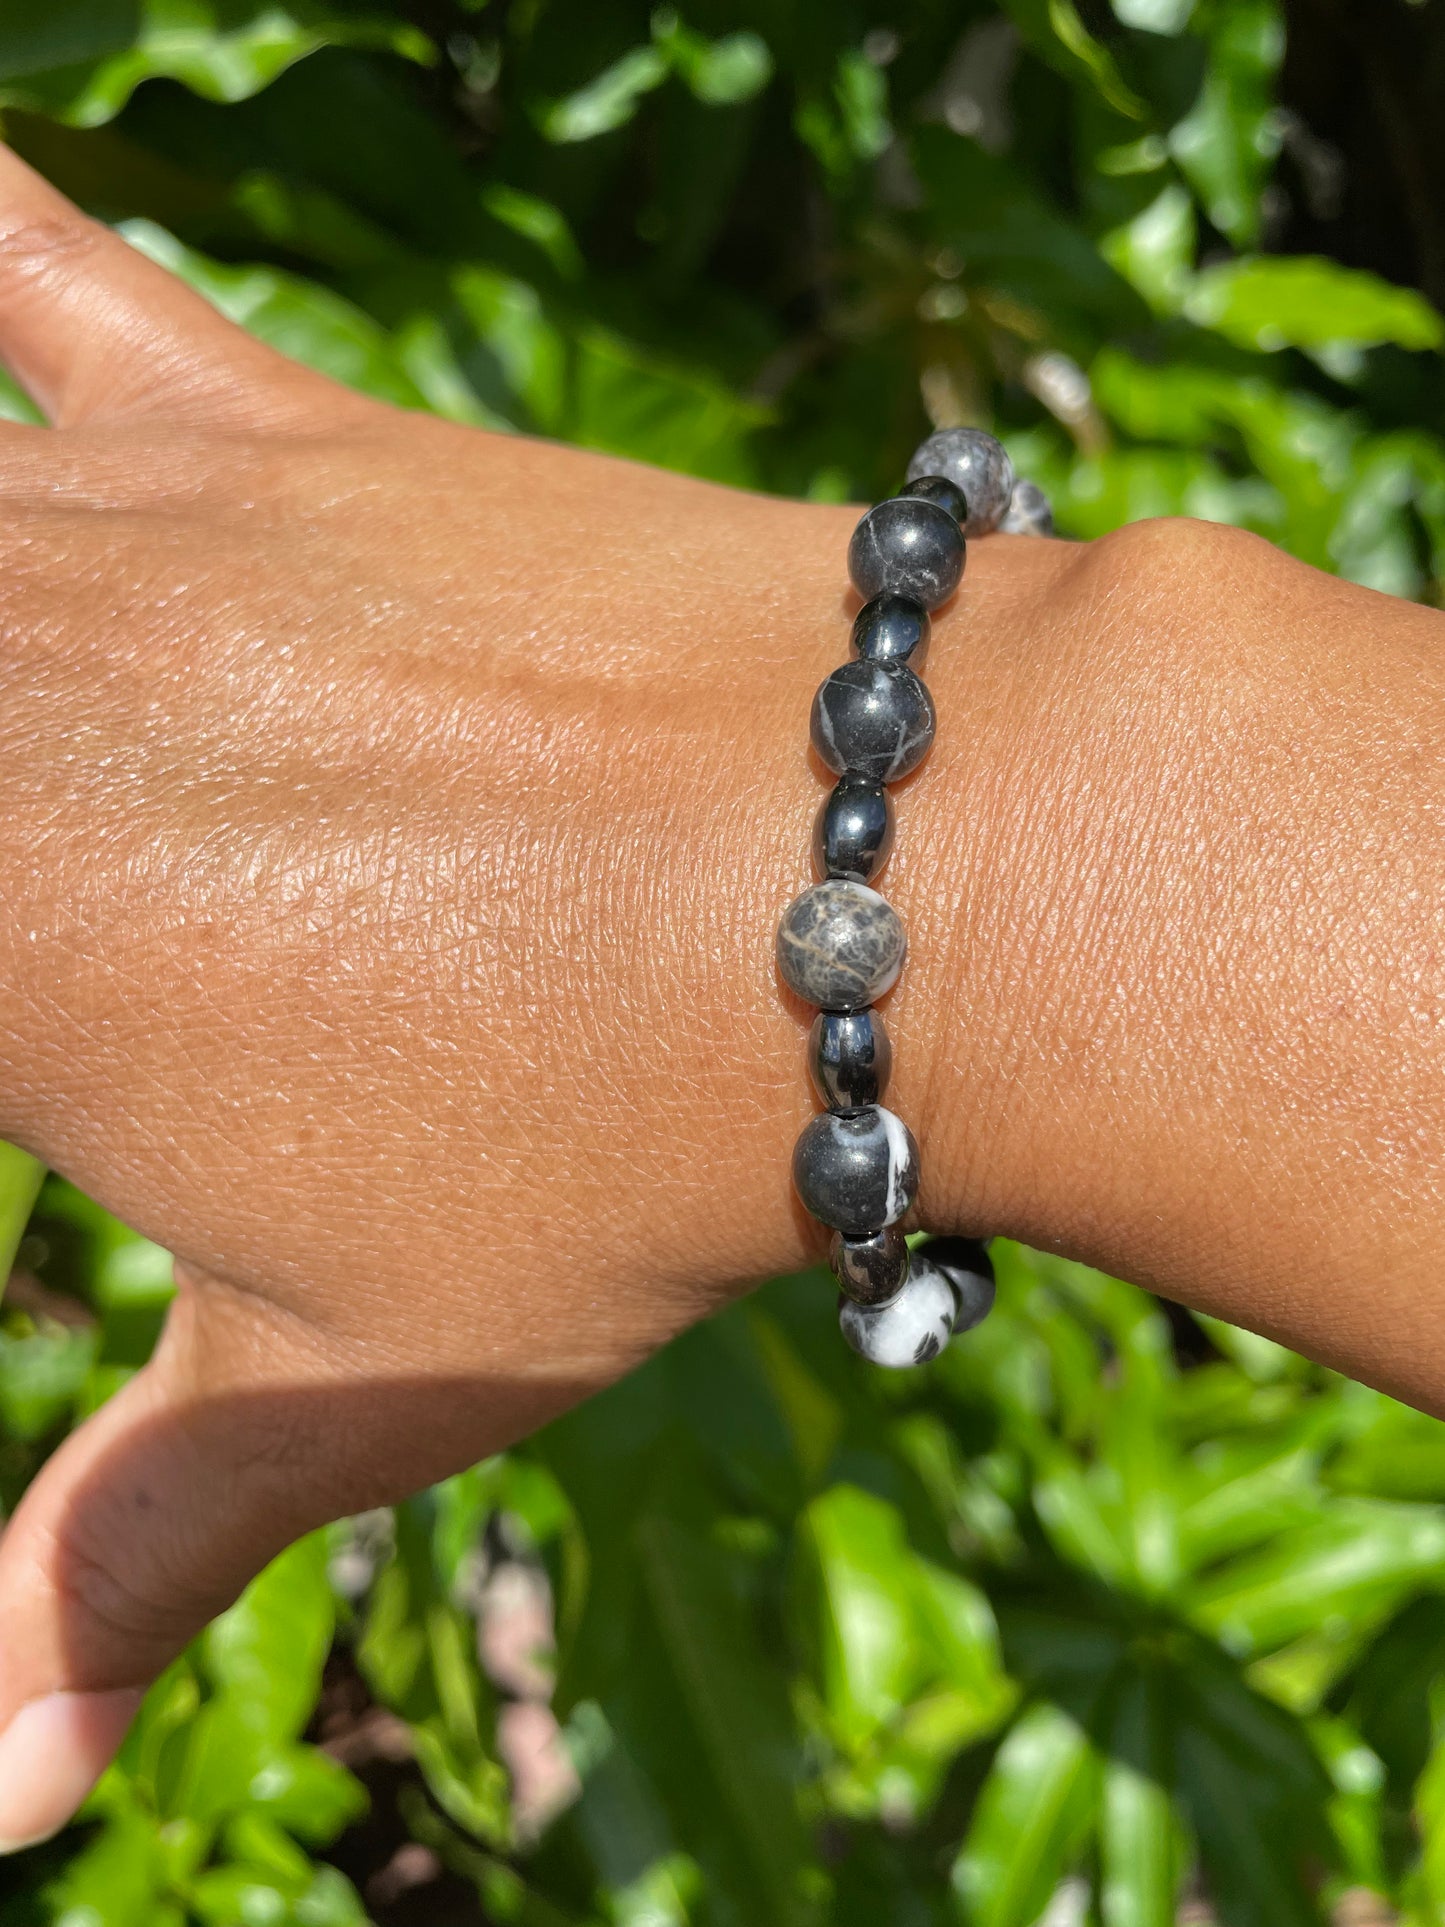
[775,428,1053,1369]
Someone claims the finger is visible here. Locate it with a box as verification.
[0,1282,357,1852]
[0,145,334,429]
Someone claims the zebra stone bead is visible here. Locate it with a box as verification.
[814,774,894,883]
[906,428,1014,538]
[899,473,968,524]
[776,880,906,1011]
[999,478,1054,537]
[792,1104,919,1236]
[922,1235,996,1334]
[838,1253,957,1367]
[810,660,935,785]
[851,593,930,669]
[831,1224,909,1307]
[809,1007,891,1111]
[847,496,964,610]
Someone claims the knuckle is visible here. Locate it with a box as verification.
[0,212,112,284]
[48,1515,216,1657]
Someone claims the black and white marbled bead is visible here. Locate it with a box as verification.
[811,660,935,785]
[792,1104,918,1235]
[776,880,906,1011]
[899,473,968,524]
[831,1224,909,1307]
[923,1235,996,1334]
[838,1253,956,1367]
[847,497,964,610]
[906,428,1014,538]
[809,1007,891,1111]
[999,478,1054,537]
[851,594,930,670]
[814,774,894,883]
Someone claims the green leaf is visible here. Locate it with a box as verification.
[798,1485,921,1745]
[1099,1677,1184,1927]
[539,44,668,143]
[0,1142,44,1293]
[635,1509,811,1923]
[1001,0,1146,117]
[119,222,440,409]
[0,0,429,128]
[954,1703,1100,1927]
[202,1535,334,1745]
[1191,1500,1445,1657]
[1185,256,1445,353]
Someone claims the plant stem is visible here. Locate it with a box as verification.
[0,1142,44,1309]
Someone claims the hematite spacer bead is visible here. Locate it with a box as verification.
[851,594,930,670]
[906,428,1014,538]
[899,473,968,524]
[810,659,935,785]
[776,879,906,1011]
[809,1007,891,1111]
[814,773,894,884]
[922,1235,996,1333]
[831,1224,909,1306]
[999,477,1054,537]
[847,497,964,610]
[792,1104,918,1235]
[838,1253,957,1367]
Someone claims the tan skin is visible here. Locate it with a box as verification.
[0,143,1440,1849]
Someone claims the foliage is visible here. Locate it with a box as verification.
[2,2,1445,1922]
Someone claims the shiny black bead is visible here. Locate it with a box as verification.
[851,594,930,670]
[814,775,894,883]
[811,660,935,784]
[899,473,968,523]
[923,1236,996,1334]
[809,1008,892,1111]
[847,496,965,610]
[830,1225,909,1306]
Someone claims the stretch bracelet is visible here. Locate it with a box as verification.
[775,428,1053,1369]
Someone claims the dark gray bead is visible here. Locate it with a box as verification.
[923,1236,996,1334]
[776,880,906,1011]
[899,473,968,523]
[847,497,964,610]
[792,1104,918,1235]
[831,1225,909,1307]
[810,660,935,784]
[809,1007,892,1110]
[814,775,894,883]
[851,594,930,670]
[838,1254,956,1367]
[999,478,1054,537]
[906,428,1014,537]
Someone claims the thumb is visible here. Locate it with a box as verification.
[0,1283,344,1853]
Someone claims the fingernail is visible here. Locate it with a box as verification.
[0,1688,143,1853]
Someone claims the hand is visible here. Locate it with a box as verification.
[0,142,1442,1849]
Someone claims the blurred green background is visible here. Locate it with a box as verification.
[3,2,1445,1922]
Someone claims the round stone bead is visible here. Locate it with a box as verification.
[811,660,935,784]
[847,496,964,610]
[792,1104,919,1235]
[809,1007,892,1111]
[838,1254,956,1367]
[906,428,1014,537]
[776,880,906,1011]
[814,774,894,883]
[899,473,968,523]
[999,478,1054,537]
[831,1225,909,1307]
[923,1235,996,1334]
[851,594,930,670]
